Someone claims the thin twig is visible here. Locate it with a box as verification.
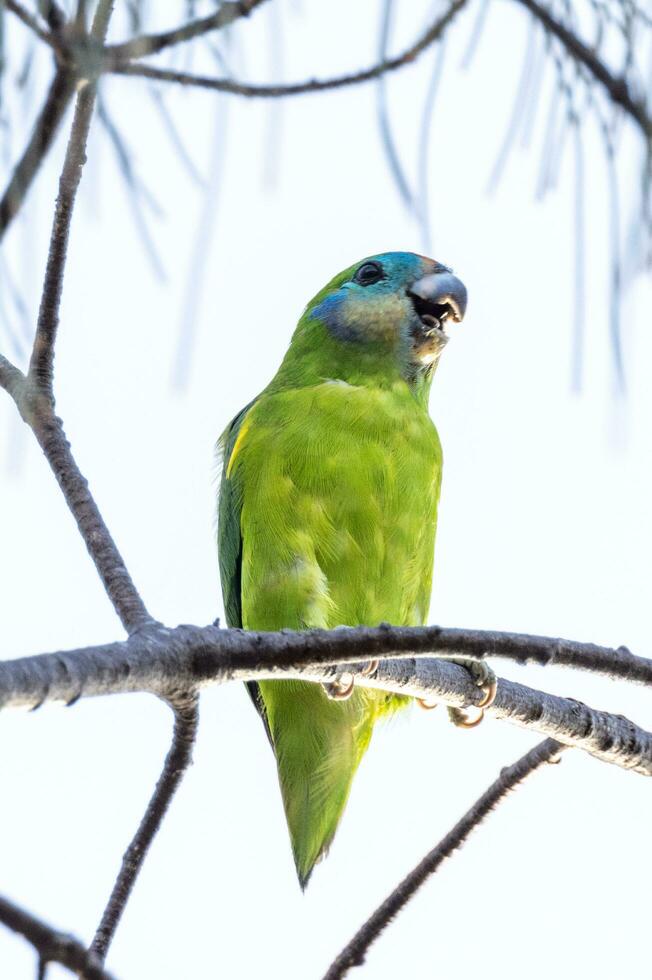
[0,624,649,774]
[105,0,268,63]
[110,0,470,97]
[322,739,564,979]
[514,0,652,139]
[0,68,75,242]
[87,693,199,969]
[3,0,57,47]
[38,1,65,33]
[0,894,114,979]
[28,54,101,393]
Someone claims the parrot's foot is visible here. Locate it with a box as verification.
[322,671,355,701]
[322,659,378,701]
[447,659,497,729]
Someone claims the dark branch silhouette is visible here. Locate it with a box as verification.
[0,69,75,242]
[0,894,114,979]
[322,739,565,979]
[515,0,652,141]
[88,693,199,969]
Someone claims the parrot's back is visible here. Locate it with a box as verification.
[218,378,442,886]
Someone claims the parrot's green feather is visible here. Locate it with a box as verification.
[217,252,454,886]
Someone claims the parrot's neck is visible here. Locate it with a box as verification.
[268,316,435,409]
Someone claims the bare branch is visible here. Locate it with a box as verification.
[105,0,268,63]
[88,693,199,970]
[0,624,650,774]
[27,75,99,393]
[38,1,65,33]
[515,0,652,140]
[322,739,565,980]
[30,408,154,633]
[0,68,75,242]
[22,0,118,389]
[0,354,25,401]
[0,0,153,635]
[109,0,470,97]
[0,894,114,979]
[2,0,56,47]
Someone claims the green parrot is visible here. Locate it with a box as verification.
[217,251,468,887]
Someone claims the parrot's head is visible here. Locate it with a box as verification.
[284,252,467,391]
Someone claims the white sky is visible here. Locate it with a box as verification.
[1,2,651,978]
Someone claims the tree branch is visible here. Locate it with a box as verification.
[0,0,152,636]
[109,0,470,97]
[514,0,651,140]
[0,68,75,242]
[105,0,268,63]
[3,0,57,47]
[0,894,114,979]
[27,78,98,393]
[38,1,65,33]
[0,623,649,774]
[87,693,199,971]
[322,739,565,980]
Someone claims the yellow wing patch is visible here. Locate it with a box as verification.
[226,415,252,479]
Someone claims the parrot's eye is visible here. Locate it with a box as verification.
[353,262,384,286]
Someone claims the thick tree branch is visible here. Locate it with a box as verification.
[109,0,469,97]
[105,0,268,63]
[87,693,198,970]
[0,623,649,774]
[0,68,75,242]
[514,0,651,140]
[0,894,114,979]
[323,739,565,980]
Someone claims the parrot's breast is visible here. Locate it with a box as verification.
[231,380,442,632]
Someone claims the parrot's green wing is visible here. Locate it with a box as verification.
[217,401,271,742]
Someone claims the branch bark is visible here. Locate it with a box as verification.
[0,623,649,775]
[0,894,114,979]
[87,693,199,971]
[322,739,565,979]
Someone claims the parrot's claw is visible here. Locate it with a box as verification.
[360,659,379,677]
[417,695,439,710]
[447,659,497,729]
[322,671,355,701]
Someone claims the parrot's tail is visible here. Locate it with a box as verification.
[258,678,376,889]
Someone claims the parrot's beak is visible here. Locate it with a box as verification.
[407,269,468,364]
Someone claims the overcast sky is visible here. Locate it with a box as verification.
[1,2,651,978]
